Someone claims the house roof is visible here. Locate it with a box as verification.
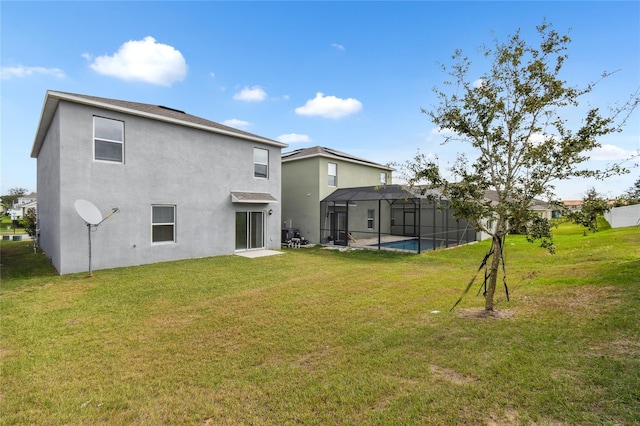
[31,91,287,158]
[281,146,394,171]
[483,189,550,209]
[322,185,443,203]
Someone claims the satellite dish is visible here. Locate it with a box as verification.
[74,199,103,225]
[73,200,119,278]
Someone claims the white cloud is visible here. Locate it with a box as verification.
[233,86,267,102]
[295,92,362,119]
[425,127,455,141]
[0,65,65,79]
[588,144,637,161]
[473,79,485,88]
[209,72,216,78]
[89,36,187,86]
[222,119,251,130]
[331,43,345,51]
[430,127,455,136]
[276,133,312,144]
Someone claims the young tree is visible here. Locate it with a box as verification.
[568,187,611,232]
[22,207,37,237]
[623,177,640,205]
[406,22,638,311]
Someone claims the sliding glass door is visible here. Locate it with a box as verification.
[235,211,265,250]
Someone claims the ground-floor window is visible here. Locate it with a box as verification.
[152,205,175,243]
[367,209,375,229]
[235,210,264,250]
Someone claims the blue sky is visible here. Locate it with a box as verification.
[2,1,639,200]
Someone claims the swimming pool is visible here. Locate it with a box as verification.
[371,239,440,251]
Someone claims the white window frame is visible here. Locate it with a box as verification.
[367,209,375,230]
[151,205,176,243]
[328,162,337,187]
[254,148,269,178]
[380,172,387,185]
[93,116,124,163]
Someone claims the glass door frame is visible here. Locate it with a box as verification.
[235,210,266,251]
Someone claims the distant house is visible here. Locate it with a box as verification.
[562,200,583,213]
[31,91,286,274]
[8,193,37,220]
[483,190,554,220]
[281,146,393,244]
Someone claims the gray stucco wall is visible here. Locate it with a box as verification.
[39,101,282,274]
[36,109,62,270]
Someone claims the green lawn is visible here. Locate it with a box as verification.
[1,223,639,425]
[0,215,26,236]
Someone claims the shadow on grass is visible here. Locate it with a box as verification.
[0,241,58,291]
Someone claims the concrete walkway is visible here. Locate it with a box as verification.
[235,249,285,259]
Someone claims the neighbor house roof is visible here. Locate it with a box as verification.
[281,146,394,171]
[483,189,550,209]
[322,185,443,203]
[31,91,287,158]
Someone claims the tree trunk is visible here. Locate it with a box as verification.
[485,233,502,311]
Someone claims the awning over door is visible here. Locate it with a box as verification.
[230,191,278,204]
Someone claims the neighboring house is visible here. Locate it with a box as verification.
[8,193,37,220]
[483,190,554,219]
[31,91,286,274]
[562,200,583,213]
[19,200,38,218]
[529,199,553,220]
[281,146,393,244]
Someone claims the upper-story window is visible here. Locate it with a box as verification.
[380,172,387,185]
[254,148,269,178]
[328,162,337,186]
[94,116,124,163]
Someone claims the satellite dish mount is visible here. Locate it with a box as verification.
[74,200,119,277]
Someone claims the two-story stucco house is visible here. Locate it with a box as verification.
[281,146,393,244]
[31,91,286,274]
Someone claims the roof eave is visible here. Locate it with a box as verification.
[31,91,287,158]
[282,151,394,171]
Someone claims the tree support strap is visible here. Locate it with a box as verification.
[449,234,509,312]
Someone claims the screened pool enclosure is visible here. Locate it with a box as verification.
[320,185,477,253]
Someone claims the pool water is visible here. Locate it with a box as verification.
[372,239,439,251]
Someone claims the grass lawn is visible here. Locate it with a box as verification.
[1,222,639,425]
[0,216,26,236]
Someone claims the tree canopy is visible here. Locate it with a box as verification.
[567,187,611,233]
[406,22,638,311]
[1,187,28,212]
